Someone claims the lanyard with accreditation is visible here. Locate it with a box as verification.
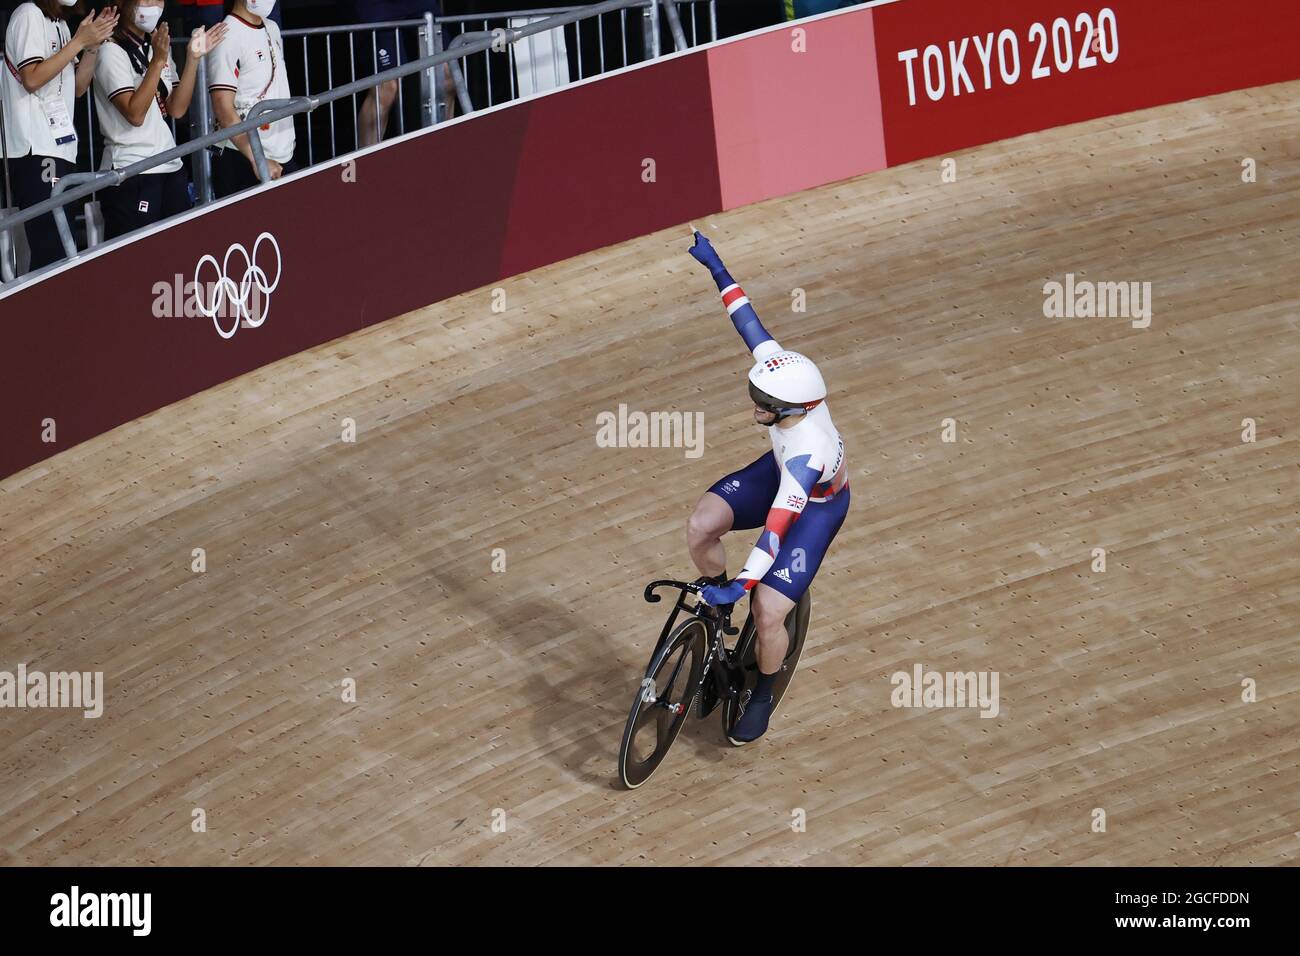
[242,30,280,132]
[4,48,78,147]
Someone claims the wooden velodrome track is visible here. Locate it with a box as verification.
[1,82,1297,866]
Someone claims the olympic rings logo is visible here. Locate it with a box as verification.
[193,232,282,340]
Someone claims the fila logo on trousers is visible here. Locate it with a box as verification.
[193,232,282,340]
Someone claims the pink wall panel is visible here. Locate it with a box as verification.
[707,9,887,210]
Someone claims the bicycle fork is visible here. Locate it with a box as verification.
[639,627,710,717]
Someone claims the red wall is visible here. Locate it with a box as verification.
[872,0,1300,165]
[0,55,719,480]
[2,0,1297,480]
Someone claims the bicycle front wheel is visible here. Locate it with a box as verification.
[617,617,709,789]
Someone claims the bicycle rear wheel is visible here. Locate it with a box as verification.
[618,617,709,789]
[722,590,811,745]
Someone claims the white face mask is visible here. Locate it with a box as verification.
[246,0,277,17]
[57,0,77,7]
[134,5,164,32]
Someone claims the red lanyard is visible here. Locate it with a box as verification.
[252,27,278,104]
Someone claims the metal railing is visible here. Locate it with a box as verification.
[1,16,442,267]
[440,0,710,116]
[1,0,717,289]
[279,15,442,168]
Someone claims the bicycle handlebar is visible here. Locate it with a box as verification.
[643,579,701,603]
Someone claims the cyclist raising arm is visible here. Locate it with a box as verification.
[684,231,850,743]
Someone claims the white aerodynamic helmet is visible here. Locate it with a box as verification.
[747,351,827,421]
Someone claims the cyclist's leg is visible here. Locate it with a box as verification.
[750,584,796,674]
[686,494,731,578]
[754,486,851,669]
[731,489,850,741]
[730,582,795,742]
[687,452,779,578]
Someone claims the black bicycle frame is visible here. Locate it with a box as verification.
[642,579,746,711]
[642,579,709,672]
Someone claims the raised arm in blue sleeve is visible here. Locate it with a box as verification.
[688,231,780,357]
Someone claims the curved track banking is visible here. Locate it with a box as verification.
[1,82,1297,866]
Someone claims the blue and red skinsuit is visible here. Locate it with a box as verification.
[690,233,850,605]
